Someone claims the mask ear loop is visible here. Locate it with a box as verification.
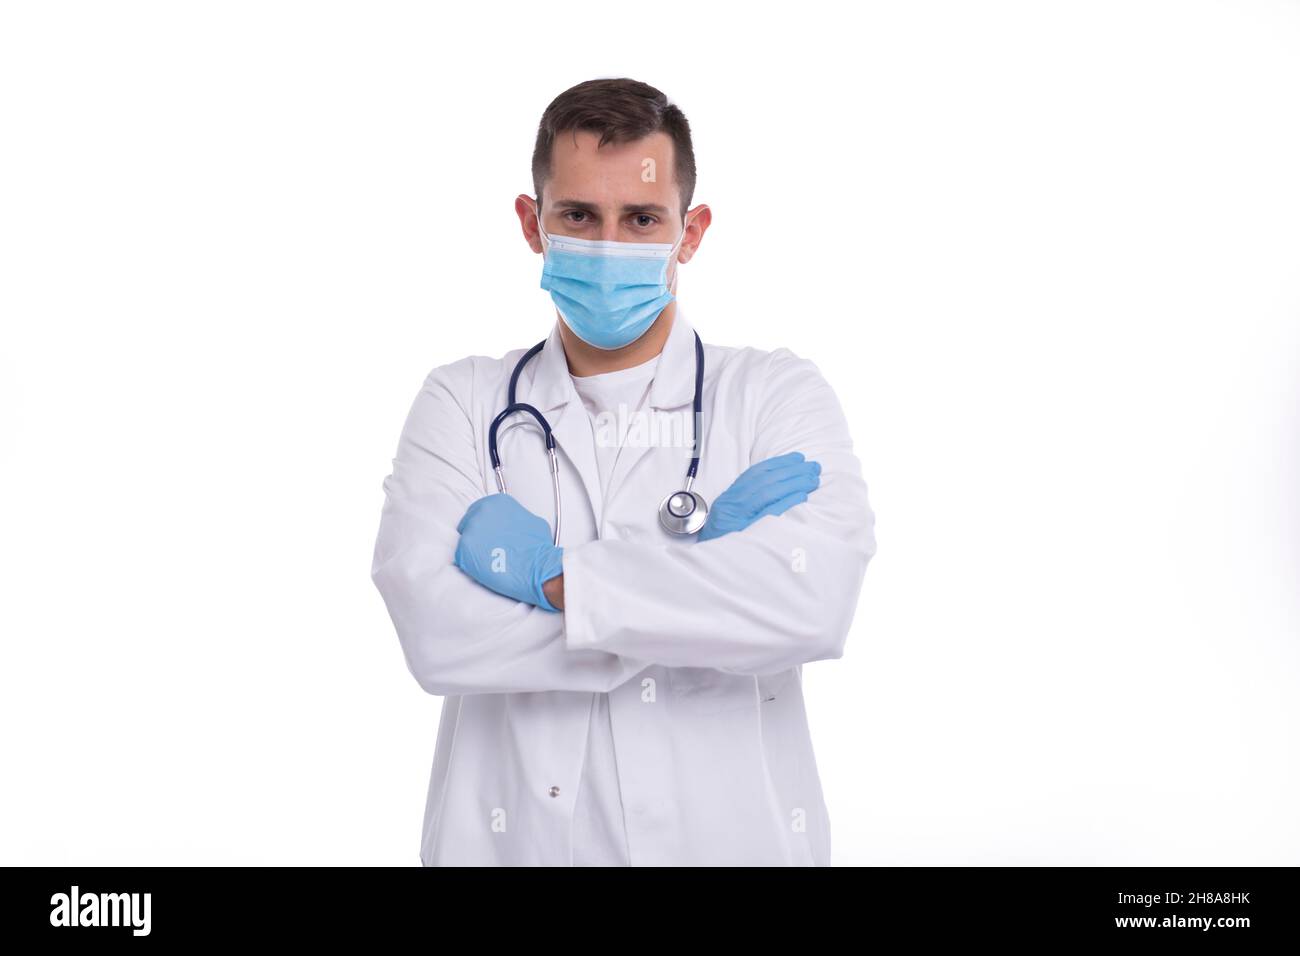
[535,199,551,256]
[668,210,690,295]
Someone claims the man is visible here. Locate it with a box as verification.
[370,77,876,866]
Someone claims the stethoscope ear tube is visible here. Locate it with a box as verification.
[489,402,555,470]
[687,330,704,480]
[488,401,560,545]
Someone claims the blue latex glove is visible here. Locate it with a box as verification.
[697,451,821,542]
[454,493,564,612]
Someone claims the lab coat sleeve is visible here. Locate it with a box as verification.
[560,348,877,675]
[370,361,651,696]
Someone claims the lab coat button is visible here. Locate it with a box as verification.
[548,785,561,798]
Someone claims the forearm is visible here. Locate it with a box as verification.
[558,470,875,674]
[372,536,645,695]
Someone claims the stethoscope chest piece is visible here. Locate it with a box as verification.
[658,489,709,535]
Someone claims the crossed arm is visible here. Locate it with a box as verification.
[370,350,877,696]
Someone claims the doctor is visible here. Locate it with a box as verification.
[370,77,876,866]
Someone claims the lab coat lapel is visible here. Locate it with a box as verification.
[515,320,605,533]
[605,305,699,497]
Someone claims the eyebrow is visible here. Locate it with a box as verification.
[552,198,672,216]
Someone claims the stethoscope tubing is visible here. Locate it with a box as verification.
[488,331,705,544]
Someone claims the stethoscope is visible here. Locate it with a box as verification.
[487,331,708,544]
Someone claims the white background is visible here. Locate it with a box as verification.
[2,0,1297,865]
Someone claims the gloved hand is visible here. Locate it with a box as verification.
[697,451,821,542]
[453,493,564,612]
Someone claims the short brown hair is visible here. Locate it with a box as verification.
[531,77,696,218]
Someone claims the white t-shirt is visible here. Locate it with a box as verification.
[567,352,660,867]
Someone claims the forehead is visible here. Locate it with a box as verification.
[544,129,679,209]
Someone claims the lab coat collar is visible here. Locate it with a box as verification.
[646,303,698,411]
[524,302,698,414]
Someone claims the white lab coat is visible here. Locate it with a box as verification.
[370,306,877,866]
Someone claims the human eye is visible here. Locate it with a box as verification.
[563,210,591,225]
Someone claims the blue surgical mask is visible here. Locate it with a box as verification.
[536,208,689,350]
